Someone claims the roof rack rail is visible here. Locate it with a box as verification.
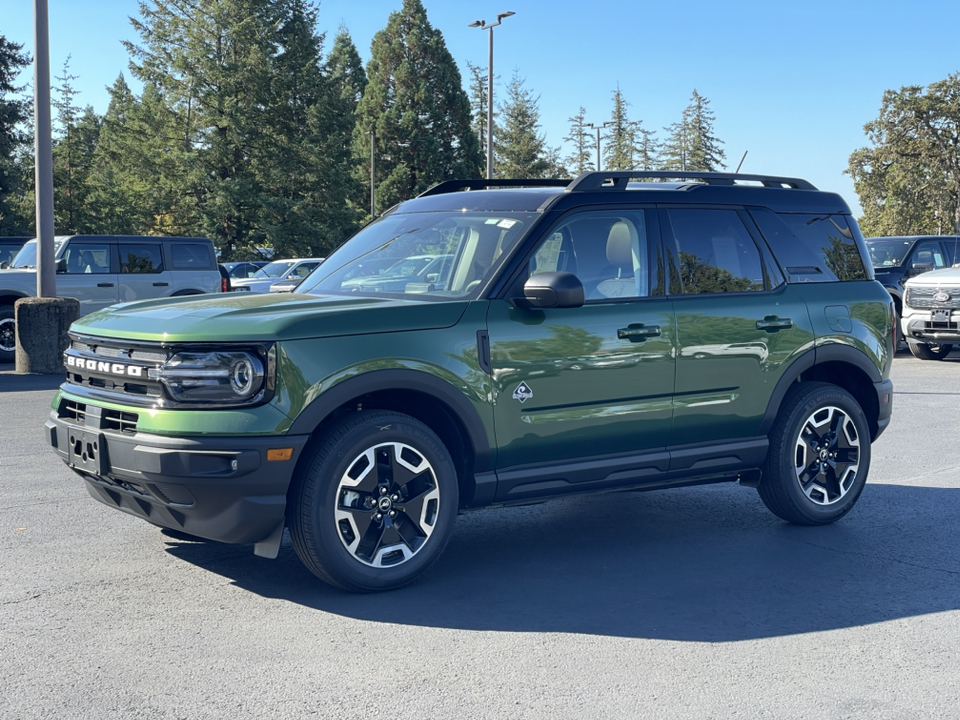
[567,171,817,192]
[418,178,571,197]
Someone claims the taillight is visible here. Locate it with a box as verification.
[891,301,897,350]
[221,277,229,293]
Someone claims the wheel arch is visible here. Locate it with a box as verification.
[287,369,494,507]
[1,291,30,307]
[760,345,883,441]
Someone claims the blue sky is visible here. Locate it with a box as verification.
[7,0,960,218]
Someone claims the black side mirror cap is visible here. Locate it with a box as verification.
[522,272,584,309]
[56,258,67,273]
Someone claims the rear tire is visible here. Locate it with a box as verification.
[906,340,952,360]
[0,304,15,363]
[759,382,871,525]
[288,410,459,592]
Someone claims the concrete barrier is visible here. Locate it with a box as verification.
[14,297,80,374]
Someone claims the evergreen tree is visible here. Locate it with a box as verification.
[496,71,550,178]
[849,74,960,236]
[564,107,594,176]
[684,90,725,172]
[0,36,31,234]
[604,86,635,171]
[634,124,659,172]
[354,0,482,209]
[466,61,489,161]
[661,118,690,171]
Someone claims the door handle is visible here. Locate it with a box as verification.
[756,316,793,332]
[618,324,661,341]
[97,283,114,288]
[153,282,169,287]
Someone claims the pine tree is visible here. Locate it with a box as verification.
[604,87,635,171]
[496,71,550,179]
[634,124,659,172]
[661,118,689,171]
[354,0,482,209]
[684,90,725,172]
[564,107,594,176]
[466,61,488,161]
[0,35,31,234]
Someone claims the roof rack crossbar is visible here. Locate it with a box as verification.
[418,178,571,197]
[567,171,817,192]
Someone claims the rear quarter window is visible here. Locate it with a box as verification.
[170,243,215,270]
[750,209,869,282]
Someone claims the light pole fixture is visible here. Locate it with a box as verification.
[469,11,515,180]
[585,121,615,172]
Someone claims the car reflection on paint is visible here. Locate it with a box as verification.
[680,342,770,361]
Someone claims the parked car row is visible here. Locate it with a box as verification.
[864,235,960,360]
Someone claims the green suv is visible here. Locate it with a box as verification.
[46,172,894,592]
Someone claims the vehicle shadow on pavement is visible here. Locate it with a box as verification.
[0,367,65,392]
[164,481,960,641]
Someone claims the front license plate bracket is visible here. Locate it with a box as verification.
[67,428,107,475]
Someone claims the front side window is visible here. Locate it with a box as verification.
[665,209,766,295]
[253,261,296,279]
[298,211,536,300]
[119,244,164,274]
[909,240,946,270]
[62,243,112,275]
[528,210,653,300]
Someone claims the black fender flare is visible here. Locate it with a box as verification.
[759,344,882,436]
[287,368,493,472]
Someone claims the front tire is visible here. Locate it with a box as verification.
[906,340,952,360]
[759,382,871,525]
[0,304,15,363]
[288,410,458,592]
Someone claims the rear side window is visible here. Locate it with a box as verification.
[664,208,767,295]
[751,209,868,282]
[171,242,214,270]
[120,244,164,274]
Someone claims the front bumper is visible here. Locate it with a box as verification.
[902,312,960,344]
[874,378,894,439]
[46,405,309,545]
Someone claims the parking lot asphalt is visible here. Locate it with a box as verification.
[2,351,960,719]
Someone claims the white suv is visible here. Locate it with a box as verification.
[0,235,221,363]
[900,266,960,359]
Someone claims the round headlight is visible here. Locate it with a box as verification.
[231,356,256,396]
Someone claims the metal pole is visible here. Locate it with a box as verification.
[596,126,602,171]
[34,0,56,298]
[486,27,494,179]
[370,129,376,218]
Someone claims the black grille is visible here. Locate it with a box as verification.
[102,409,139,434]
[63,334,168,406]
[905,286,960,309]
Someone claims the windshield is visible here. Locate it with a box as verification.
[297,211,536,300]
[252,260,296,279]
[11,238,66,269]
[865,239,913,268]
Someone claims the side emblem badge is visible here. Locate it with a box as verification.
[513,382,533,403]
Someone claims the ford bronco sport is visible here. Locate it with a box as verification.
[1,235,220,363]
[46,172,894,591]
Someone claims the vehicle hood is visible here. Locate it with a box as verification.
[69,292,470,343]
[903,267,960,286]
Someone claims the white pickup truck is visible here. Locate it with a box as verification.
[901,266,960,360]
[0,235,220,362]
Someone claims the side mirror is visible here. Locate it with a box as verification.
[522,272,584,309]
[425,272,440,283]
[910,262,934,275]
[56,258,67,273]
[0,261,8,270]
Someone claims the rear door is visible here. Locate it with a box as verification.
[117,240,170,302]
[486,207,676,500]
[168,241,220,294]
[663,206,814,459]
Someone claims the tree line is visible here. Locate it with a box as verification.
[0,0,727,261]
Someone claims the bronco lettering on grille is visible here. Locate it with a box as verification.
[66,355,144,377]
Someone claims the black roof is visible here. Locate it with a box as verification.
[398,171,850,216]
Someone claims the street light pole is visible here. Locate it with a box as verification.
[585,121,614,171]
[469,12,515,180]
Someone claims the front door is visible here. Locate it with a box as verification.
[486,208,676,502]
[56,241,119,315]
